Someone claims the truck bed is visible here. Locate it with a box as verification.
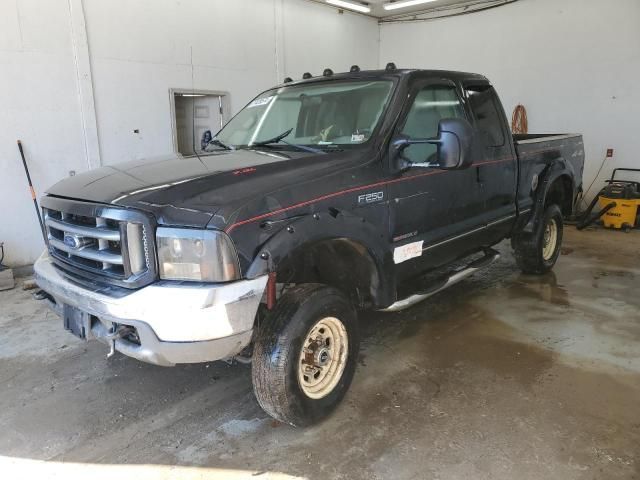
[513,134,585,215]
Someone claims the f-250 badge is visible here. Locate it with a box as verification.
[357,191,384,205]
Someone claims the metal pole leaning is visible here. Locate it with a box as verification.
[17,140,48,246]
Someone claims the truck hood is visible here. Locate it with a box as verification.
[45,149,358,228]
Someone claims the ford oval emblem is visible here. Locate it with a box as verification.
[64,234,79,249]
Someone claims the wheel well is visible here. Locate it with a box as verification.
[545,175,573,217]
[275,238,381,309]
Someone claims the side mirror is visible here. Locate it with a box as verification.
[390,117,475,171]
[434,118,475,170]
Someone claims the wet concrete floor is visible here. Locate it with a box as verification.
[0,228,639,479]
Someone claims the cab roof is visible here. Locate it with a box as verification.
[277,67,489,88]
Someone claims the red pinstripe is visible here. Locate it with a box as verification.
[225,157,515,233]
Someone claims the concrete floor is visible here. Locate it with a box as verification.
[1,228,639,480]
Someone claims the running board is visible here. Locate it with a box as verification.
[380,249,500,312]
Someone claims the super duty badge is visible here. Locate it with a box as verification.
[357,191,384,205]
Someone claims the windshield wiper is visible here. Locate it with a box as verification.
[252,128,293,146]
[251,128,325,155]
[207,138,235,151]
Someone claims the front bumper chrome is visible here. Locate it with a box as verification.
[34,252,268,366]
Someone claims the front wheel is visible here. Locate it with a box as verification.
[251,284,359,427]
[512,204,564,274]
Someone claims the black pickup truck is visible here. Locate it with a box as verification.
[35,65,584,426]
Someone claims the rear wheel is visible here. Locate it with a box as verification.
[513,204,563,274]
[251,284,359,427]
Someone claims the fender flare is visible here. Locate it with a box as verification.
[523,157,577,233]
[244,209,396,308]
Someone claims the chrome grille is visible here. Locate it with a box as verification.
[42,197,157,289]
[45,209,127,276]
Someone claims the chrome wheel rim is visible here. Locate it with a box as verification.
[297,316,348,399]
[542,218,558,261]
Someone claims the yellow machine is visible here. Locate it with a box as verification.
[578,168,640,232]
[597,168,640,231]
[598,196,640,230]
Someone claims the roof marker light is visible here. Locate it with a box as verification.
[302,72,312,79]
[283,77,293,83]
[350,65,361,72]
[326,0,371,14]
[323,68,334,76]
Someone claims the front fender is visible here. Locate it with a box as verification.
[244,209,395,307]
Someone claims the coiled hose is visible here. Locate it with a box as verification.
[511,104,528,134]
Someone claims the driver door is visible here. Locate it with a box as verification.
[388,79,484,280]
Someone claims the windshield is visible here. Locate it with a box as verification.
[214,80,394,149]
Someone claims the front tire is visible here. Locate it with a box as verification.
[513,204,564,274]
[251,284,359,427]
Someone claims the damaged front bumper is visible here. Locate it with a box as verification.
[34,252,268,366]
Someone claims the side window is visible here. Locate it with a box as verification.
[465,86,505,147]
[401,85,466,164]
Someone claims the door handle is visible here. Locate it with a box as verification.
[476,166,482,184]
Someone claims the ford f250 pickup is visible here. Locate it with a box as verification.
[35,65,584,426]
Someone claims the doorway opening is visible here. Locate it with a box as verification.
[170,89,230,155]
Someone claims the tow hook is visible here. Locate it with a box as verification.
[105,325,134,359]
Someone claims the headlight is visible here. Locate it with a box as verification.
[156,228,240,282]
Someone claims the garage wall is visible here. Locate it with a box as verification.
[0,0,89,269]
[0,0,378,267]
[84,0,379,167]
[380,0,640,204]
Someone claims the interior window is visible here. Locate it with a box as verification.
[401,85,466,164]
[466,86,505,147]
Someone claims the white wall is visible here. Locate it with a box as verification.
[0,0,89,268]
[280,0,380,79]
[84,0,378,166]
[380,0,640,205]
[0,0,378,267]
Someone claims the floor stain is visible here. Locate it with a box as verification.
[0,228,639,480]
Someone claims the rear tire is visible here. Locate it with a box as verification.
[513,204,563,274]
[251,284,359,427]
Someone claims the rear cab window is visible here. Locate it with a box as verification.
[464,85,505,147]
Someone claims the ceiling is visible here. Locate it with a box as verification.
[319,0,515,20]
[368,0,474,18]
